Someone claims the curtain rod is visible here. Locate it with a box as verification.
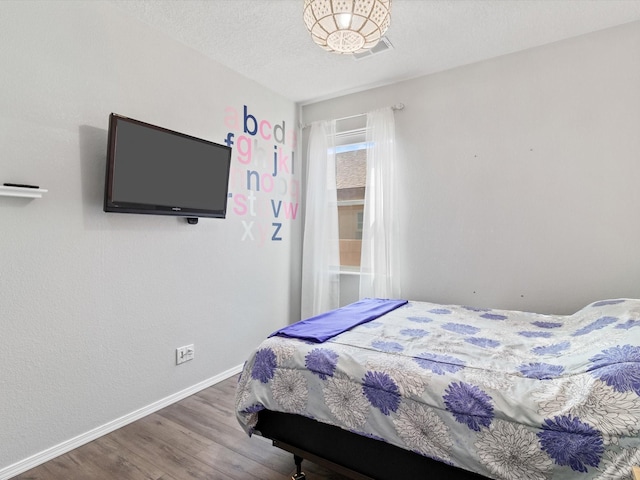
[301,103,404,129]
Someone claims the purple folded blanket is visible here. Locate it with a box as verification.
[270,298,408,343]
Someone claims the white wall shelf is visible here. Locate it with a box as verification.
[0,185,48,198]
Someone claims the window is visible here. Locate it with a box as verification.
[336,142,367,269]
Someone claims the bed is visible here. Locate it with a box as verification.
[235,298,640,479]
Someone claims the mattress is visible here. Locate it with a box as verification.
[235,298,640,479]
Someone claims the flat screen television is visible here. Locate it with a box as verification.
[104,113,232,221]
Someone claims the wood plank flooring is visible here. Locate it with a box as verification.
[12,374,350,480]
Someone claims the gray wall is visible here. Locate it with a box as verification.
[0,1,301,475]
[303,21,640,315]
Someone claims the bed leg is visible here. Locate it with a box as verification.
[291,454,306,480]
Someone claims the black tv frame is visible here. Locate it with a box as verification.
[103,113,232,221]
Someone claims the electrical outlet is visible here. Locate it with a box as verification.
[176,344,195,365]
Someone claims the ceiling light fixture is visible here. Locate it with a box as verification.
[303,0,392,55]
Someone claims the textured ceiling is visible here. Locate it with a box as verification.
[109,0,640,105]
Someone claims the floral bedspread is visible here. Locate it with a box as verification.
[235,299,640,480]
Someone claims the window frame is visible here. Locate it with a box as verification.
[334,138,369,273]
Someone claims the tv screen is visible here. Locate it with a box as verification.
[104,113,232,220]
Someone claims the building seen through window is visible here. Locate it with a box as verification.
[336,143,367,269]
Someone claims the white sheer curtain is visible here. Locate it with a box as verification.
[301,120,340,318]
[359,107,401,299]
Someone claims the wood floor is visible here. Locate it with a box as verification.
[13,374,350,480]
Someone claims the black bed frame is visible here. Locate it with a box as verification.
[256,410,490,480]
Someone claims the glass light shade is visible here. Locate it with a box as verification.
[303,0,392,54]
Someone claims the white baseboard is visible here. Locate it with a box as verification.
[0,364,244,480]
